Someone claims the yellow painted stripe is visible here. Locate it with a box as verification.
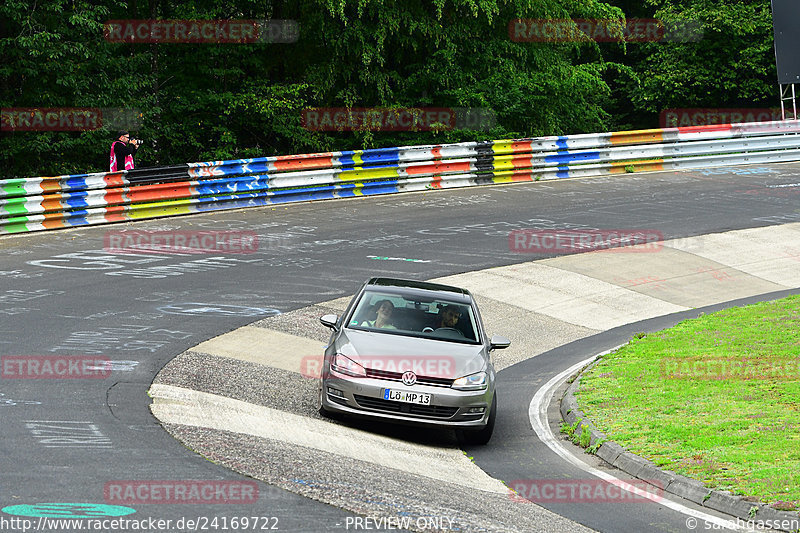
[491,140,516,155]
[608,159,665,173]
[491,154,538,171]
[128,200,193,219]
[350,151,364,166]
[338,167,397,181]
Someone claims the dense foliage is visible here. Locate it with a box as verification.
[0,0,779,177]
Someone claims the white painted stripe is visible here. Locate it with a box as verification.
[528,352,758,532]
[193,326,323,375]
[150,384,508,495]
[23,182,45,196]
[667,223,800,287]
[435,265,687,330]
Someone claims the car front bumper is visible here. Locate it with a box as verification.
[321,373,493,428]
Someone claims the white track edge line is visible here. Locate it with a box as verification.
[528,347,761,532]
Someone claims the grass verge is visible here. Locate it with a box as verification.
[575,295,800,510]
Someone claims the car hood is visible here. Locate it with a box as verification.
[334,328,487,379]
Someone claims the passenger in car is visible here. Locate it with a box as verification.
[361,300,397,329]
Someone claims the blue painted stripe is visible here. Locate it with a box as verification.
[360,183,401,195]
[64,210,91,226]
[195,196,270,212]
[269,189,337,202]
[63,195,90,209]
[556,167,571,179]
[359,148,401,165]
[245,161,273,174]
[194,176,272,195]
[545,151,600,164]
[64,177,89,190]
[337,152,359,167]
[556,137,569,150]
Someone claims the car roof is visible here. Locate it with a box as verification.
[364,277,473,303]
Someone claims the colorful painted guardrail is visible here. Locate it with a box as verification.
[3,120,800,235]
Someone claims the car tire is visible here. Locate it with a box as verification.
[458,393,496,446]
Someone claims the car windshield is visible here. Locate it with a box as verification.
[346,289,480,344]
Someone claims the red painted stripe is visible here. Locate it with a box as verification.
[406,161,471,176]
[103,205,127,222]
[104,173,126,187]
[511,141,533,153]
[273,154,335,171]
[509,155,532,169]
[125,181,194,202]
[103,190,127,205]
[511,171,536,182]
[675,124,734,134]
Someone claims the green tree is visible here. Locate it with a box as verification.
[3,0,631,178]
[608,0,777,128]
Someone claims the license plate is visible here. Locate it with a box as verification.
[383,389,431,405]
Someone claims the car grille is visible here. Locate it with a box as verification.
[353,395,459,419]
[365,368,454,387]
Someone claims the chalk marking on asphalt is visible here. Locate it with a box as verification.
[528,349,759,532]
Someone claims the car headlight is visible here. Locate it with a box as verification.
[331,354,366,378]
[452,371,487,391]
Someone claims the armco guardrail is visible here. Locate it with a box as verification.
[3,120,800,235]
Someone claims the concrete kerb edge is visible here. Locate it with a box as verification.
[560,356,800,531]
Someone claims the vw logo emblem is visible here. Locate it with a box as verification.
[401,371,417,386]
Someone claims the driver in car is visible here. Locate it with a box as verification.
[434,304,462,329]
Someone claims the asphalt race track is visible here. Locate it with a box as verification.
[2,163,800,532]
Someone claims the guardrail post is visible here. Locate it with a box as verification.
[780,83,798,121]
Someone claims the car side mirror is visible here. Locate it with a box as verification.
[489,335,511,350]
[320,314,339,329]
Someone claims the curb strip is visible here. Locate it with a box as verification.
[560,361,800,531]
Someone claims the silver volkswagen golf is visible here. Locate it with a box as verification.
[318,277,510,445]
